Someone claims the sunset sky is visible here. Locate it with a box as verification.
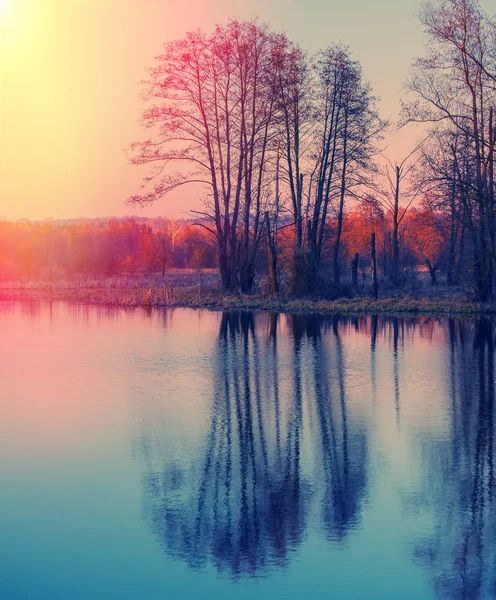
[0,0,492,221]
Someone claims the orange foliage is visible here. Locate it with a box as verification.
[0,218,217,280]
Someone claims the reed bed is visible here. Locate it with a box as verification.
[0,272,493,316]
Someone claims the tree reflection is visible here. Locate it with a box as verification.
[133,311,496,591]
[139,311,370,578]
[412,318,496,599]
[135,312,496,600]
[285,314,369,541]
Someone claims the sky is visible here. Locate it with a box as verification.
[0,0,491,221]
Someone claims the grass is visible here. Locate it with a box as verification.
[0,270,493,316]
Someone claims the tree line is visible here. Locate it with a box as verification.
[0,206,452,286]
[0,218,216,279]
[128,0,496,299]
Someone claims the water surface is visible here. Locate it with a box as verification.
[1,300,495,599]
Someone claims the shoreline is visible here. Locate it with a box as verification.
[0,283,492,317]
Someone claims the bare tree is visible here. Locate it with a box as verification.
[282,45,383,292]
[372,138,428,286]
[273,38,313,251]
[154,218,180,276]
[415,129,468,285]
[128,20,285,293]
[403,0,496,300]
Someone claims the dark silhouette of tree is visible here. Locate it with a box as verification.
[406,318,496,599]
[127,21,289,293]
[403,0,496,300]
[136,311,371,578]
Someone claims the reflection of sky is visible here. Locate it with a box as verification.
[0,302,494,599]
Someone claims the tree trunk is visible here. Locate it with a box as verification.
[425,259,437,285]
[351,253,359,294]
[265,212,278,294]
[488,107,495,291]
[218,246,236,293]
[392,166,400,287]
[371,233,378,299]
[447,165,457,286]
[333,109,349,288]
[454,221,465,285]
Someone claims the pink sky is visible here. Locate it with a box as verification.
[1,0,492,221]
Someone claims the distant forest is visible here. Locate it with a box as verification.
[0,218,217,278]
[0,205,451,290]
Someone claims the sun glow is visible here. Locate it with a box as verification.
[0,0,12,24]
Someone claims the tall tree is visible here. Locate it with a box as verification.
[128,20,284,293]
[283,45,383,291]
[273,38,312,252]
[373,139,427,287]
[403,0,496,300]
[415,129,467,285]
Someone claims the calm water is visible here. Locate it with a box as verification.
[1,300,495,600]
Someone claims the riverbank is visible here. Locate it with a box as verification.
[0,273,492,316]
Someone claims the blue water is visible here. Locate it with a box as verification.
[1,300,495,599]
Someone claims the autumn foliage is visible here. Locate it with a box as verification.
[0,218,216,280]
[0,202,464,288]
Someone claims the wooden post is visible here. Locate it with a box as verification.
[371,233,378,299]
[351,253,359,293]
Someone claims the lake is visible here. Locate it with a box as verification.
[1,299,495,599]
